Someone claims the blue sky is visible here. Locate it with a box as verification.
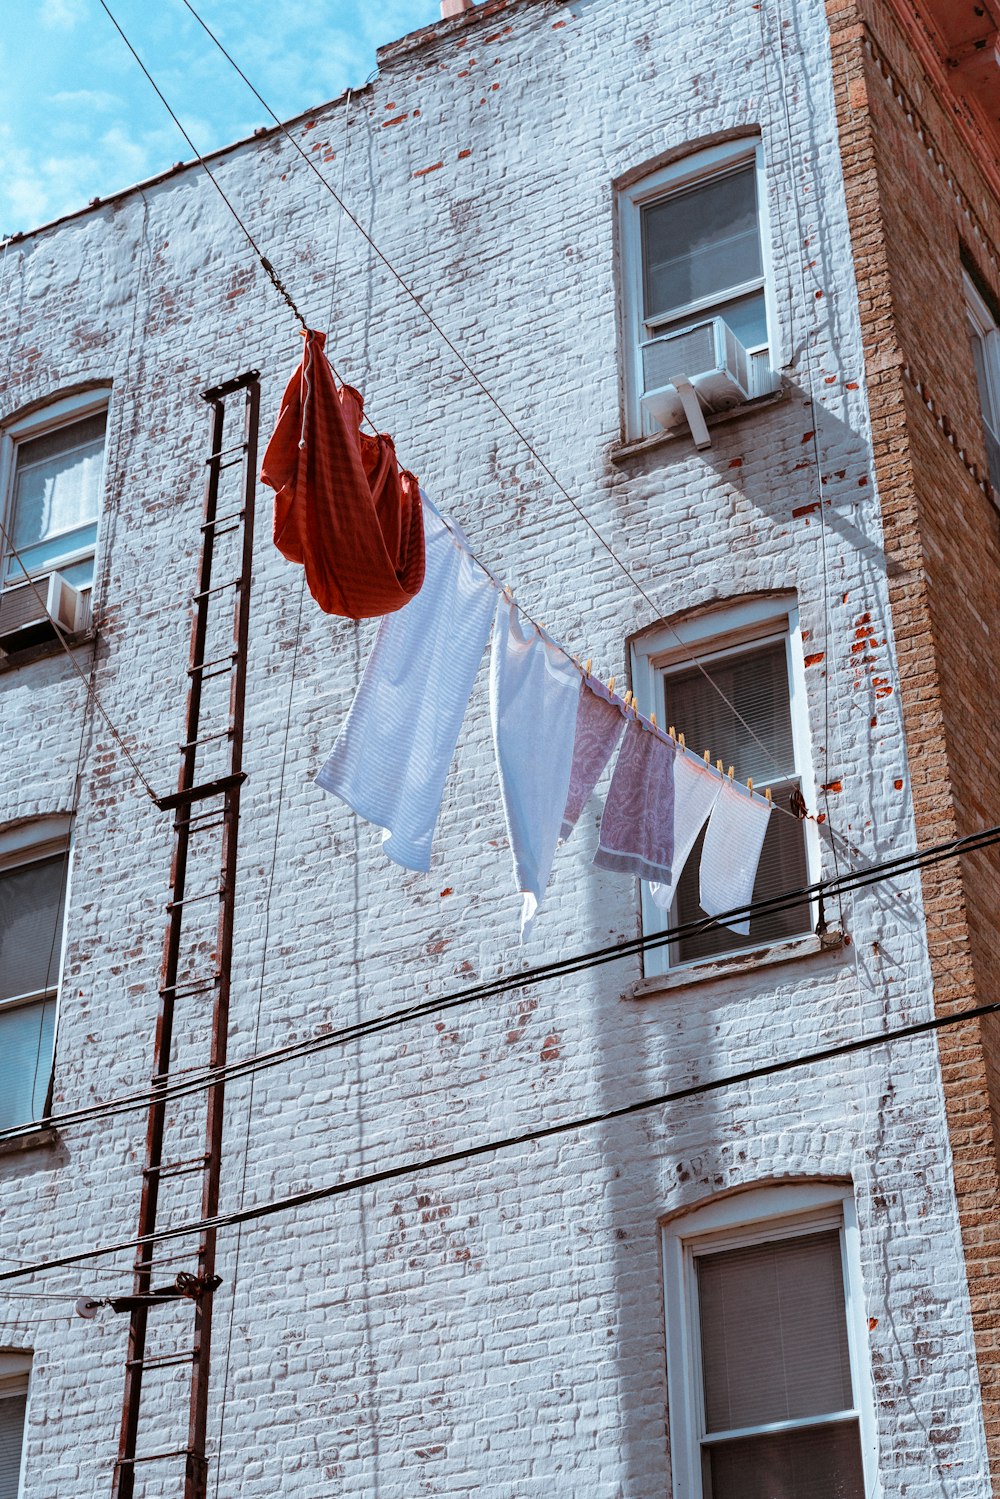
[0,0,440,236]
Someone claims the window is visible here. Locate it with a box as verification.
[1,392,108,595]
[0,820,70,1132]
[631,598,817,973]
[619,138,775,440]
[964,270,1000,490]
[0,1351,30,1499]
[662,1184,878,1499]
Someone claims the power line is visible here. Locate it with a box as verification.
[3,819,997,1147]
[96,0,307,330]
[173,0,809,800]
[3,990,996,1287]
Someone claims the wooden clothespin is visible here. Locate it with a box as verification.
[765,787,773,803]
[608,676,616,695]
[703,749,711,764]
[716,759,724,775]
[728,765,735,780]
[650,712,657,727]
[678,731,686,747]
[747,777,754,793]
[585,658,593,676]
[669,726,676,741]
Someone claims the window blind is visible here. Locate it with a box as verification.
[705,1418,866,1499]
[0,855,67,1004]
[663,643,810,960]
[0,1390,27,1499]
[641,165,761,324]
[697,1230,855,1433]
[0,998,56,1131]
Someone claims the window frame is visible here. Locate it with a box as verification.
[661,1182,879,1499]
[963,270,1000,487]
[630,596,820,976]
[618,136,778,441]
[0,390,110,597]
[0,816,72,1132]
[0,1349,32,1499]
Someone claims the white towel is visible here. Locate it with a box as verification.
[647,751,723,912]
[316,499,497,872]
[490,598,581,939]
[698,778,772,934]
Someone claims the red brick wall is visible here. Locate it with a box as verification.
[827,0,1000,1473]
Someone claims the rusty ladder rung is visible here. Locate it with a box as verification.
[116,1448,195,1468]
[157,976,221,1001]
[200,509,244,532]
[166,887,225,913]
[142,1155,211,1180]
[179,728,234,752]
[191,579,241,604]
[188,651,238,678]
[205,440,248,463]
[125,1351,198,1373]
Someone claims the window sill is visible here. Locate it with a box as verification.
[627,927,845,999]
[0,626,95,673]
[608,387,787,464]
[0,1125,59,1160]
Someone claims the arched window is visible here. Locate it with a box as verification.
[662,1182,878,1499]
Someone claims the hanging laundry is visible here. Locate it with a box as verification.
[490,598,581,939]
[698,778,772,935]
[593,720,676,883]
[261,329,425,619]
[560,679,626,841]
[315,499,496,871]
[647,752,723,912]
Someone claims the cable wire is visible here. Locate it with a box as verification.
[1,819,996,1147]
[96,0,307,330]
[3,989,996,1286]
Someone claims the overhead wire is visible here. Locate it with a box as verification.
[168,0,816,812]
[2,986,997,1286]
[1,819,996,1148]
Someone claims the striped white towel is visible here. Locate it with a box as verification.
[648,752,723,912]
[316,498,497,872]
[698,777,772,934]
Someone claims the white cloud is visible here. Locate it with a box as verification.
[39,0,84,30]
[51,89,118,112]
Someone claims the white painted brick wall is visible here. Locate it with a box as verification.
[0,0,990,1494]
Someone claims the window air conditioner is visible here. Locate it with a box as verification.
[640,317,757,449]
[0,573,87,653]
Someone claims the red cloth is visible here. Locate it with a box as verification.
[261,330,425,619]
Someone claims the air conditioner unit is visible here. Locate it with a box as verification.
[639,317,757,448]
[0,573,87,653]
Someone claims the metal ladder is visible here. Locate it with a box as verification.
[112,370,260,1499]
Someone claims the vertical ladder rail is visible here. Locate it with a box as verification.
[112,370,260,1499]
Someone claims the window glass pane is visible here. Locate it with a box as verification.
[9,413,106,556]
[672,778,810,962]
[3,522,99,583]
[705,1419,865,1499]
[0,855,67,1002]
[642,166,762,323]
[697,1230,855,1432]
[0,998,55,1129]
[664,642,793,787]
[0,1390,28,1499]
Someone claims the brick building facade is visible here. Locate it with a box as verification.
[0,0,998,1494]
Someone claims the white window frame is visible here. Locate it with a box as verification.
[0,389,110,597]
[0,1349,32,1499]
[631,596,819,976]
[618,137,778,440]
[964,270,1000,486]
[0,816,72,1131]
[661,1182,879,1499]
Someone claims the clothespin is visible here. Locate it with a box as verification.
[585,658,593,676]
[668,726,676,741]
[703,749,711,764]
[624,689,632,708]
[728,765,735,780]
[716,759,724,775]
[747,777,753,794]
[502,584,514,603]
[678,732,686,747]
[765,787,773,804]
[650,712,657,727]
[608,676,616,695]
